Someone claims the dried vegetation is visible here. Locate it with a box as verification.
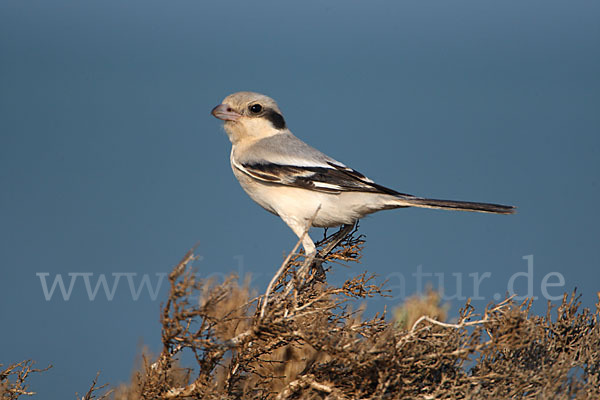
[2,227,599,399]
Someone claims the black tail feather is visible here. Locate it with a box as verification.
[400,197,516,214]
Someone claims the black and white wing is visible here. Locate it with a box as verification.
[232,158,411,196]
[232,130,415,196]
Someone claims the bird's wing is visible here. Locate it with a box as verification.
[232,157,412,196]
[233,131,414,195]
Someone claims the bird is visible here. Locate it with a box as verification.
[211,91,515,259]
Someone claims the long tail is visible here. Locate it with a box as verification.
[395,196,515,214]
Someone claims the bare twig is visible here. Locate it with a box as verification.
[0,360,51,399]
[79,372,112,400]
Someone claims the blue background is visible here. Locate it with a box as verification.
[1,1,598,398]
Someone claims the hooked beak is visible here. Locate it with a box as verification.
[211,104,241,122]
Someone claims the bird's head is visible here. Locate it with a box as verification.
[211,92,287,144]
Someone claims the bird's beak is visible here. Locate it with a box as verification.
[211,104,241,122]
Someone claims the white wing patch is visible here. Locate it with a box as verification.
[312,181,345,191]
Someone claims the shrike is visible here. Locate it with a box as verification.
[211,92,514,257]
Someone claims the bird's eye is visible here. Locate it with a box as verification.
[249,104,263,114]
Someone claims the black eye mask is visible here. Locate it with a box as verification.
[264,109,286,130]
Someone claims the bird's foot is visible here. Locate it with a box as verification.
[310,258,326,283]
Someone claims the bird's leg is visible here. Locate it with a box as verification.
[286,223,356,295]
[297,238,318,283]
[280,209,355,288]
[306,222,357,283]
[279,215,318,281]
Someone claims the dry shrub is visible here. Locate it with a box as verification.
[112,228,600,399]
[3,227,599,399]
